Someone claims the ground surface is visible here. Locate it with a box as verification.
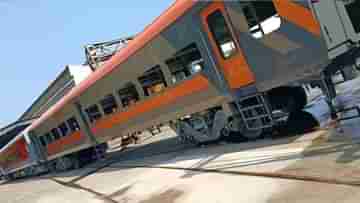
[2,77,360,203]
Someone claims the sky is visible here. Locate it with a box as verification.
[0,0,174,128]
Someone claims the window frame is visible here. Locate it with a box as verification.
[206,9,238,59]
[118,82,140,108]
[39,136,47,147]
[51,128,61,141]
[67,117,80,132]
[58,122,70,137]
[165,43,205,84]
[100,94,119,115]
[45,133,54,144]
[85,104,103,123]
[138,65,168,97]
[240,1,281,39]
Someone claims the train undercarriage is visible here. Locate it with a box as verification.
[49,143,108,172]
[3,143,108,180]
[171,85,316,145]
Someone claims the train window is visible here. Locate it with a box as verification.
[67,117,80,132]
[118,83,140,108]
[207,10,237,59]
[45,133,54,144]
[39,136,47,146]
[59,122,70,137]
[138,65,167,97]
[240,1,281,38]
[165,43,204,83]
[100,94,118,115]
[85,104,102,123]
[51,128,61,141]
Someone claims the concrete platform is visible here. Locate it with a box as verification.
[2,126,360,203]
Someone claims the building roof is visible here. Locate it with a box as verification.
[19,68,72,121]
[28,0,196,131]
[0,64,92,152]
[19,65,92,121]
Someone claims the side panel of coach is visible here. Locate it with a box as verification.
[76,2,232,142]
[219,0,328,92]
[200,1,256,91]
[31,103,93,161]
[311,0,360,60]
[0,136,32,174]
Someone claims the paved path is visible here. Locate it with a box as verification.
[2,126,360,203]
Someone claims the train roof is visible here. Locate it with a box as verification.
[28,0,197,131]
[0,118,36,151]
[0,129,27,154]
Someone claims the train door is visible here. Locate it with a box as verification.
[311,0,360,59]
[200,2,255,89]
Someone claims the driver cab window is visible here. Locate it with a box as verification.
[240,1,281,39]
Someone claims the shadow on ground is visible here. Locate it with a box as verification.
[5,110,359,187]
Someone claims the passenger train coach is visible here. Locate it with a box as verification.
[1,0,360,178]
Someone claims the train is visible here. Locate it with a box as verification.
[1,0,360,179]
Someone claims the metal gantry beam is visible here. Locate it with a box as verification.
[84,36,134,71]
